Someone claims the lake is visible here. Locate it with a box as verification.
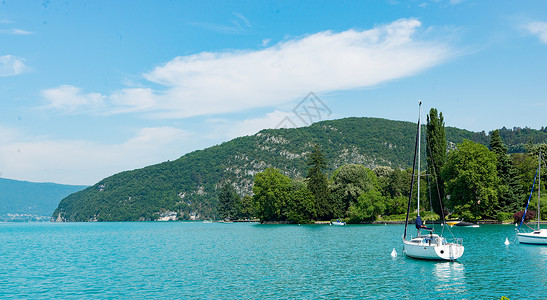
[0,222,545,299]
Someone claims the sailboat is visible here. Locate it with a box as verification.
[517,151,547,245]
[402,101,465,261]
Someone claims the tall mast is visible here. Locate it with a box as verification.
[417,101,422,217]
[538,151,541,230]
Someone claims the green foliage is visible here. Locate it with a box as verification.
[442,140,500,220]
[51,117,547,222]
[489,130,524,213]
[239,195,256,220]
[347,189,386,223]
[426,108,447,217]
[306,144,331,220]
[252,168,293,222]
[330,164,375,217]
[496,212,514,222]
[286,180,316,224]
[218,183,240,221]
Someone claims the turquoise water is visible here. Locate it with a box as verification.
[0,222,545,299]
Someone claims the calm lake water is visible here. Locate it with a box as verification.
[0,222,545,299]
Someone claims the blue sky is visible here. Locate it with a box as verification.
[1,0,547,185]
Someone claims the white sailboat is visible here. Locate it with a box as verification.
[517,151,547,245]
[402,101,464,261]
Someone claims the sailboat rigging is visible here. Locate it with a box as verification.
[516,151,547,245]
[402,101,465,261]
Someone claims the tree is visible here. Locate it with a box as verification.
[306,144,331,220]
[426,108,447,217]
[286,179,316,224]
[253,168,292,222]
[330,164,375,217]
[347,189,386,223]
[239,195,255,220]
[218,183,240,221]
[442,140,500,220]
[490,129,523,213]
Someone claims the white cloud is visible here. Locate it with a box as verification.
[43,19,453,119]
[0,126,192,185]
[41,85,105,113]
[214,111,296,139]
[0,28,33,35]
[525,21,547,44]
[0,55,30,77]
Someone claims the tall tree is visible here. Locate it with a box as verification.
[252,168,292,222]
[426,108,447,217]
[490,129,522,213]
[218,183,240,221]
[306,144,331,220]
[442,140,500,220]
[330,164,375,217]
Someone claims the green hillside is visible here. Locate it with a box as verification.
[0,178,87,221]
[52,117,547,222]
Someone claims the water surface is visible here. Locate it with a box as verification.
[0,222,545,299]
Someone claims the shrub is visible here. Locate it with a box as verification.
[496,212,513,222]
[513,210,536,224]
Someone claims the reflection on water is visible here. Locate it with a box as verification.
[433,262,467,295]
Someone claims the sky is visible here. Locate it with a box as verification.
[1,0,547,185]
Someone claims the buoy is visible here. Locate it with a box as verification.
[504,238,510,245]
[391,248,397,257]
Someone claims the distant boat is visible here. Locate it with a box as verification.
[402,101,464,261]
[203,220,213,223]
[517,151,547,245]
[331,220,346,226]
[454,221,479,228]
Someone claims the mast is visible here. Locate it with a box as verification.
[538,151,541,230]
[403,101,421,241]
[417,101,422,217]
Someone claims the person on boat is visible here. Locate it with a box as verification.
[415,215,433,231]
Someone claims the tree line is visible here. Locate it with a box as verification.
[218,109,547,224]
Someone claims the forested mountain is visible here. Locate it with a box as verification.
[52,117,547,222]
[0,178,87,221]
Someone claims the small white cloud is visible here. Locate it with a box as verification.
[219,111,296,139]
[11,28,33,35]
[0,28,33,35]
[41,85,105,113]
[0,55,30,77]
[525,21,547,44]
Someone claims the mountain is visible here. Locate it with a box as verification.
[0,178,87,221]
[52,117,547,222]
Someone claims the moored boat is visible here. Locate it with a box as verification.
[402,101,464,261]
[517,151,547,245]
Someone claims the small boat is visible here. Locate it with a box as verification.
[331,219,346,226]
[517,151,547,245]
[454,221,479,228]
[402,101,464,261]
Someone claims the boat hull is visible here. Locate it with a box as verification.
[403,236,464,261]
[517,229,547,245]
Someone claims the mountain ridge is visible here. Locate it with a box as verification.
[52,117,547,222]
[0,178,87,221]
